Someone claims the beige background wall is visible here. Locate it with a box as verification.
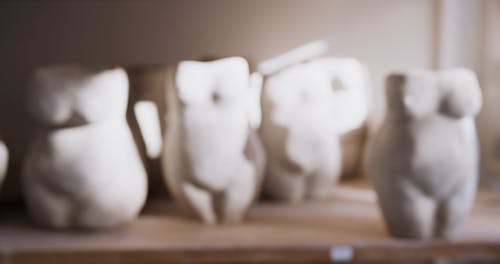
[477,0,500,179]
[1,0,490,184]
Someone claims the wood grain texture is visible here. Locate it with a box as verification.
[1,180,499,263]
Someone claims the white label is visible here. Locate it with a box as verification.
[329,245,354,262]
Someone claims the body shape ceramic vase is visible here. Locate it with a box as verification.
[260,57,368,202]
[0,140,8,189]
[23,66,147,229]
[367,69,482,239]
[163,57,265,224]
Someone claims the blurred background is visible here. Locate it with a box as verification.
[1,1,500,263]
[0,0,499,195]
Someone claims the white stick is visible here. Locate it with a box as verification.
[257,40,329,76]
[134,101,163,159]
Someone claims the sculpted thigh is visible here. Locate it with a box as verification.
[306,145,342,199]
[435,174,477,238]
[217,161,256,223]
[265,163,307,203]
[375,178,437,239]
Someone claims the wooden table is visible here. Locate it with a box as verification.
[1,180,499,263]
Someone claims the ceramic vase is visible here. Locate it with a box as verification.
[260,57,368,202]
[366,69,481,239]
[163,57,265,224]
[23,65,147,229]
[0,140,8,189]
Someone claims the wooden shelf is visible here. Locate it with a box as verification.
[1,180,500,263]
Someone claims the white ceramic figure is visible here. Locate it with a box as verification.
[0,140,8,189]
[23,66,147,229]
[260,57,368,202]
[163,57,265,224]
[366,69,482,239]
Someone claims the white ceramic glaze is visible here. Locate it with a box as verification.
[0,141,8,189]
[260,57,368,202]
[163,57,265,224]
[23,66,147,229]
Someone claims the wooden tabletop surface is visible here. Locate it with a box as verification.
[1,180,499,263]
